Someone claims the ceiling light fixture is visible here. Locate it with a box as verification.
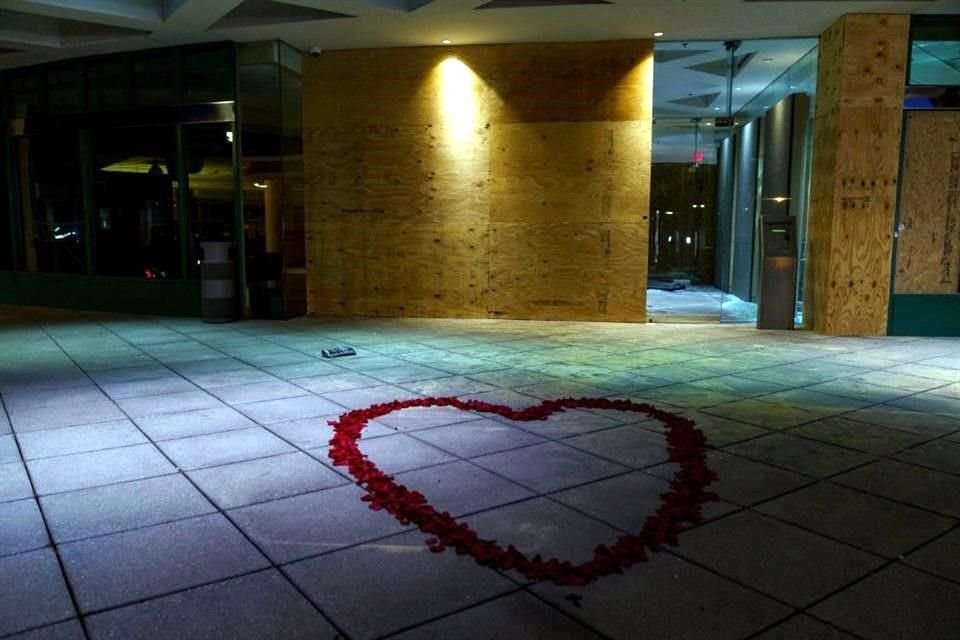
[653,32,664,38]
[441,39,452,45]
[253,182,268,189]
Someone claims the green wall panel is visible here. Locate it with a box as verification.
[0,271,200,316]
[889,294,960,336]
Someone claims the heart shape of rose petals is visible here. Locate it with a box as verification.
[327,396,717,587]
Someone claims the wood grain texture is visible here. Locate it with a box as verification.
[804,17,844,333]
[804,14,909,335]
[895,111,960,294]
[303,40,653,321]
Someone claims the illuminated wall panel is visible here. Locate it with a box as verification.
[302,40,653,321]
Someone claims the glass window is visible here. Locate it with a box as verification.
[92,125,181,279]
[17,133,87,273]
[47,63,83,114]
[183,45,235,104]
[184,122,236,276]
[910,17,960,87]
[0,138,12,269]
[132,51,179,107]
[649,41,731,321]
[85,57,130,111]
[9,69,43,118]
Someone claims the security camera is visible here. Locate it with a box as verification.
[309,46,322,58]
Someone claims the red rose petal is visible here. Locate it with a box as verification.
[328,396,717,587]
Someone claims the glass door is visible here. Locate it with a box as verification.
[181,122,239,277]
[649,41,731,322]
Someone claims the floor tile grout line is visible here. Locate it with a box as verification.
[747,519,960,632]
[9,380,943,536]
[716,424,960,513]
[691,460,960,588]
[716,423,960,471]
[691,370,959,445]
[0,376,93,640]
[11,308,960,636]
[725,446,960,522]
[377,585,617,640]
[29,507,223,551]
[0,617,86,640]
[150,321,448,428]
[776,423,960,476]
[740,611,872,640]
[67,566,301,620]
[44,320,357,640]
[399,411,658,462]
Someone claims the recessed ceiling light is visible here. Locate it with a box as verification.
[653,32,664,37]
[714,107,720,111]
[441,39,452,45]
[705,122,713,126]
[735,87,742,91]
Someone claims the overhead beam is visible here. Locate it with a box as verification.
[277,0,403,17]
[0,10,66,48]
[152,0,243,37]
[0,0,162,31]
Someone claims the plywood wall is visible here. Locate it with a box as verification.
[303,41,653,321]
[895,111,960,294]
[804,14,909,335]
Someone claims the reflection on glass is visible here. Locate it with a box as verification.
[92,125,180,278]
[183,45,235,103]
[651,39,817,323]
[649,158,717,284]
[132,51,179,107]
[0,145,10,269]
[185,123,236,276]
[910,18,960,87]
[85,57,130,112]
[911,44,960,87]
[237,40,306,318]
[46,63,83,115]
[9,69,42,118]
[724,44,817,325]
[649,41,729,319]
[17,134,86,273]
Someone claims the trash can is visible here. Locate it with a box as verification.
[757,216,797,330]
[200,241,237,323]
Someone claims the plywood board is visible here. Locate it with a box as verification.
[303,40,653,321]
[488,223,646,321]
[895,111,960,294]
[489,121,649,225]
[804,14,909,335]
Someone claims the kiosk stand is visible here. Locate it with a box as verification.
[757,216,797,330]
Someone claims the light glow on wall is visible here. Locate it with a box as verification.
[438,56,479,143]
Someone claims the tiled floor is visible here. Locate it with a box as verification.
[1,305,959,639]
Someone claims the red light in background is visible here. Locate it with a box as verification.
[693,151,705,163]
